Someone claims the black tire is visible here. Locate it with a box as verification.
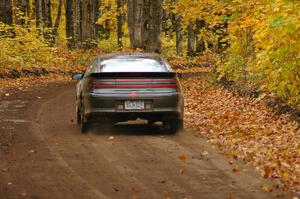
[147,119,155,126]
[76,106,81,125]
[80,107,89,134]
[165,119,183,134]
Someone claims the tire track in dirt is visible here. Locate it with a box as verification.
[0,81,279,199]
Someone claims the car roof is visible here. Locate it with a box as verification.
[95,53,164,63]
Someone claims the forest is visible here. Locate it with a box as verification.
[0,0,299,108]
[0,1,300,197]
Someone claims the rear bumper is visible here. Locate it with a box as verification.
[85,111,181,122]
[82,92,184,121]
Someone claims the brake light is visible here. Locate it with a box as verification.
[152,78,177,88]
[88,79,115,89]
[88,78,178,89]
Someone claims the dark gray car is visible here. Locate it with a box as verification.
[72,53,184,134]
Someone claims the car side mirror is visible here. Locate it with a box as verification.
[72,73,83,80]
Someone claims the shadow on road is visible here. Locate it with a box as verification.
[87,120,176,137]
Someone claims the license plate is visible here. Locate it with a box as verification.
[124,100,144,110]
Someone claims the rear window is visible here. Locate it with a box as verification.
[97,57,168,72]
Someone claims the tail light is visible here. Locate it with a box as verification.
[88,79,115,89]
[88,78,178,89]
[150,78,177,88]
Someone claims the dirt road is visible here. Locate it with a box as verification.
[0,82,277,199]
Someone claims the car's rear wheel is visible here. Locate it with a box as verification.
[147,119,155,125]
[76,106,81,125]
[80,107,89,134]
[164,119,183,134]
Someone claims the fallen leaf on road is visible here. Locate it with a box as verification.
[179,155,187,161]
[283,171,289,180]
[28,149,35,153]
[232,165,239,173]
[262,185,271,192]
[202,151,209,156]
[262,166,272,179]
[2,168,8,172]
[109,136,115,140]
[164,191,171,199]
[131,188,137,199]
[113,187,119,192]
[5,93,10,97]
[227,193,233,199]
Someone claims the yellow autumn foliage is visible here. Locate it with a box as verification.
[171,0,299,108]
[215,0,300,108]
[0,23,53,70]
[0,0,299,108]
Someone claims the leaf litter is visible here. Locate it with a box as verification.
[182,77,300,195]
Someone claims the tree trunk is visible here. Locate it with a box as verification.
[35,0,52,28]
[116,0,124,48]
[175,15,182,55]
[162,9,169,36]
[16,0,30,25]
[80,0,90,41]
[66,0,75,48]
[39,0,53,41]
[66,0,99,48]
[0,0,13,24]
[94,0,101,38]
[104,19,110,39]
[88,0,99,41]
[44,0,52,28]
[52,0,63,41]
[128,0,162,52]
[74,0,80,45]
[97,0,106,38]
[187,21,195,57]
[35,0,42,27]
[143,0,162,53]
[13,0,30,24]
[195,19,205,55]
[127,0,144,49]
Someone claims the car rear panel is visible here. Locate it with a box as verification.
[82,72,183,120]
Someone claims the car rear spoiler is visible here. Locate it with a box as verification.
[89,72,180,78]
